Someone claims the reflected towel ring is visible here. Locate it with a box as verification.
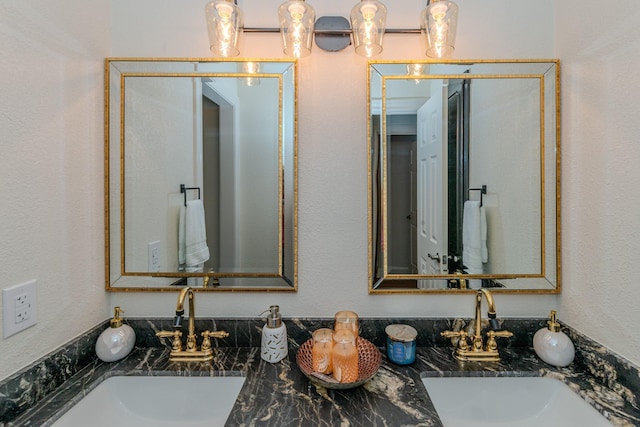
[180,184,201,207]
[469,185,487,206]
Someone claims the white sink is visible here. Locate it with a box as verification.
[52,376,245,427]
[422,376,610,427]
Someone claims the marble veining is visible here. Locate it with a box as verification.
[1,318,639,426]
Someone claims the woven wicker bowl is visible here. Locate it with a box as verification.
[296,337,381,389]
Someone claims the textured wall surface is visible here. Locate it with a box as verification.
[556,0,640,366]
[3,0,639,382]
[0,1,110,379]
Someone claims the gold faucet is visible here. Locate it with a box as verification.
[202,269,220,288]
[156,287,229,362]
[441,289,513,362]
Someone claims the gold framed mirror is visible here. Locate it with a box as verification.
[368,59,560,293]
[105,58,297,292]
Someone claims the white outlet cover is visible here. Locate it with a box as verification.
[148,240,161,272]
[3,279,37,339]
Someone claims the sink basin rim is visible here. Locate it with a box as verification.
[421,374,610,427]
[51,374,246,427]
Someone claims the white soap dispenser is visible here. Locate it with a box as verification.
[261,305,288,363]
[95,307,136,362]
[533,310,575,367]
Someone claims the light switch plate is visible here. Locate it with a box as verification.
[3,279,37,338]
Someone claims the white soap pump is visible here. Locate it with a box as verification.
[95,306,136,362]
[260,305,288,363]
[533,310,575,367]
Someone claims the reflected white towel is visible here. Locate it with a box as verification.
[463,201,483,289]
[180,200,210,267]
[480,206,488,263]
[185,263,204,273]
[178,205,186,266]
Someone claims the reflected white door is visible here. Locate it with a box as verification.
[416,82,448,288]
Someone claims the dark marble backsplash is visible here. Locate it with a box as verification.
[129,317,546,349]
[1,316,638,424]
[0,322,107,423]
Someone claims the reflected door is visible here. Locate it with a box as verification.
[417,82,448,288]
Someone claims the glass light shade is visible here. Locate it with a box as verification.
[278,0,316,58]
[406,63,427,77]
[420,0,458,58]
[205,0,243,57]
[350,0,387,57]
[406,63,428,84]
[241,61,261,87]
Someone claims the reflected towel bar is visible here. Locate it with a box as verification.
[180,184,201,207]
[469,185,487,206]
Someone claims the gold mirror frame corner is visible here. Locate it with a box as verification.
[367,59,561,294]
[104,58,298,292]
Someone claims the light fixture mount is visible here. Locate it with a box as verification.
[314,16,351,52]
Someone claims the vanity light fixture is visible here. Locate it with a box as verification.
[278,0,316,58]
[421,0,458,58]
[205,0,243,57]
[350,0,387,57]
[205,0,458,59]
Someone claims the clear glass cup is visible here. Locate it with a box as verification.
[334,310,359,338]
[311,328,333,374]
[332,329,359,383]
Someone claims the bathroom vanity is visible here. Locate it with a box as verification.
[2,318,637,426]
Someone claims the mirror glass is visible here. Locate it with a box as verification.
[368,60,559,293]
[106,59,297,291]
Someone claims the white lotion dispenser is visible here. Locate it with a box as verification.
[533,310,575,367]
[261,305,288,363]
[95,306,136,362]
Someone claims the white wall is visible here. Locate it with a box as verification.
[3,0,639,382]
[0,1,110,379]
[471,77,542,275]
[556,1,640,366]
[124,77,197,272]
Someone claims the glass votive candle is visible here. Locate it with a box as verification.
[332,329,359,383]
[334,310,359,338]
[311,328,333,374]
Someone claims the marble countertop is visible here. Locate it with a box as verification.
[10,343,637,427]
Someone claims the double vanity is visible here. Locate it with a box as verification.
[3,316,638,426]
[2,57,623,425]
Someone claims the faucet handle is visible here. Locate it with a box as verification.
[203,330,229,339]
[201,330,229,351]
[156,330,183,351]
[485,330,513,351]
[441,330,469,351]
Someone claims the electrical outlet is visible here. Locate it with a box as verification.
[3,280,37,338]
[148,240,161,272]
[15,307,30,323]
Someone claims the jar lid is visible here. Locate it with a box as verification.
[385,324,417,342]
